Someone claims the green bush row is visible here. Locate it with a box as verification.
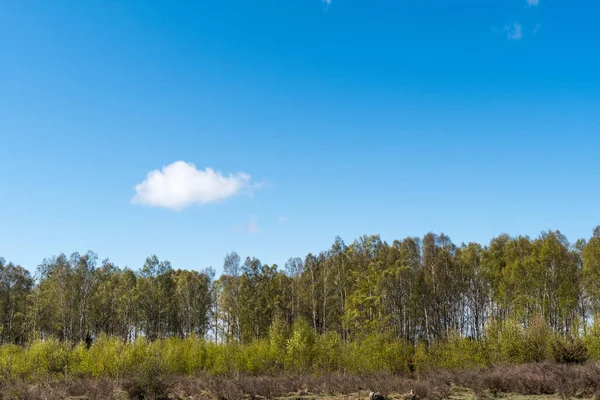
[2,319,600,380]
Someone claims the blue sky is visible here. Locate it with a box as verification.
[1,0,599,274]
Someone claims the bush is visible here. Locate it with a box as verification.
[585,320,600,360]
[499,319,526,363]
[552,336,589,364]
[285,319,316,374]
[497,317,552,363]
[522,317,552,363]
[268,317,290,370]
[314,330,345,373]
[87,335,124,378]
[129,353,169,399]
[0,344,25,378]
[25,338,71,378]
[427,333,488,370]
[69,342,91,377]
[118,336,150,377]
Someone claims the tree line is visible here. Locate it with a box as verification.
[2,227,600,346]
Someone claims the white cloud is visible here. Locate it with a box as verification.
[527,0,539,7]
[278,216,288,224]
[235,215,260,234]
[131,161,254,211]
[322,0,332,4]
[506,22,523,40]
[248,216,260,234]
[533,23,542,35]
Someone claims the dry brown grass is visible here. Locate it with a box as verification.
[2,363,600,400]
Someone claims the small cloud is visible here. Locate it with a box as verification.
[322,0,331,4]
[506,22,523,40]
[532,23,542,35]
[132,161,255,211]
[234,215,260,235]
[278,216,288,224]
[526,0,539,7]
[248,217,260,234]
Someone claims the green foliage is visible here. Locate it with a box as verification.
[0,344,25,378]
[551,336,589,364]
[87,335,124,378]
[314,330,345,373]
[203,341,233,375]
[413,341,429,372]
[24,338,71,378]
[3,226,600,380]
[286,319,316,373]
[585,318,600,360]
[427,332,488,370]
[496,317,552,364]
[131,353,169,400]
[344,333,413,374]
[268,316,289,370]
[499,319,530,363]
[522,316,552,362]
[68,342,91,377]
[119,336,151,376]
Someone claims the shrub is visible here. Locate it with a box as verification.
[87,335,124,378]
[314,330,345,373]
[499,319,526,363]
[25,338,71,378]
[268,317,290,370]
[68,342,91,377]
[585,320,600,360]
[239,338,276,374]
[413,341,429,372]
[118,336,150,377]
[0,344,25,378]
[552,336,589,364]
[204,341,239,375]
[427,332,487,370]
[285,319,315,374]
[522,316,552,363]
[129,353,169,399]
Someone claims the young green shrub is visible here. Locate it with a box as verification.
[68,342,91,378]
[119,336,151,377]
[205,341,239,375]
[482,318,502,364]
[584,319,600,360]
[380,337,414,374]
[314,330,345,373]
[344,333,408,374]
[427,332,488,370]
[522,316,552,363]
[129,353,169,400]
[240,339,276,375]
[499,319,526,363]
[551,336,589,364]
[268,317,290,370]
[413,341,430,372]
[87,334,124,378]
[25,338,71,378]
[161,336,202,375]
[0,344,25,379]
[178,336,209,375]
[285,319,316,374]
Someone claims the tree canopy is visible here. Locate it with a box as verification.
[1,227,600,346]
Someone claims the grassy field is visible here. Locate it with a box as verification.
[272,392,570,400]
[274,394,577,400]
[2,362,599,399]
[0,386,585,400]
[18,388,590,400]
